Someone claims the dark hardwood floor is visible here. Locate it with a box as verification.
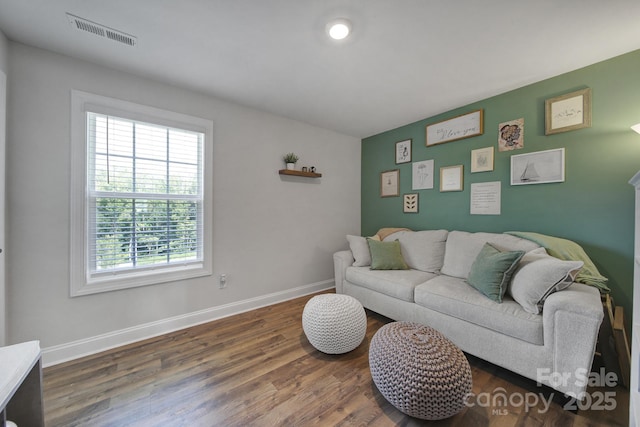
[43,291,628,426]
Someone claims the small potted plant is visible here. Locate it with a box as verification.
[283,152,299,170]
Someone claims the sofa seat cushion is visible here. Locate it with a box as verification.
[345,267,436,302]
[414,275,543,345]
[441,231,540,280]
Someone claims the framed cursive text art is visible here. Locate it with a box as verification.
[545,88,591,135]
[426,109,484,146]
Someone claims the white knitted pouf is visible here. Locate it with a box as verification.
[302,294,367,354]
[369,322,472,420]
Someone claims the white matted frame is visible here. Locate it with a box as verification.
[440,165,463,192]
[403,193,418,213]
[545,88,591,135]
[510,148,565,186]
[412,159,434,190]
[426,109,483,146]
[395,139,412,164]
[471,147,494,173]
[380,169,400,197]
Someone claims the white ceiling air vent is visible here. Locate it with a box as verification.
[66,13,137,47]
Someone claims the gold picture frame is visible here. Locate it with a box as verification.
[471,147,494,173]
[426,109,484,146]
[545,88,592,135]
[380,169,400,197]
[440,165,463,192]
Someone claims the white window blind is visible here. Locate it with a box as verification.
[70,90,213,296]
[88,113,204,276]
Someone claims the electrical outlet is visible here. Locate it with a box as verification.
[219,273,227,289]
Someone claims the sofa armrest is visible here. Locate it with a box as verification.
[542,283,604,397]
[333,250,354,294]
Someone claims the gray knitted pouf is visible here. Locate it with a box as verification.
[302,294,367,354]
[369,322,472,420]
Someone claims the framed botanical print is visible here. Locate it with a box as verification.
[470,147,494,173]
[412,159,434,190]
[498,118,524,151]
[403,193,418,213]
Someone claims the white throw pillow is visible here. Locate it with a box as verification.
[346,234,379,267]
[394,230,448,273]
[508,248,583,314]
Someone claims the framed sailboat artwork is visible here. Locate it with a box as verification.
[510,148,565,186]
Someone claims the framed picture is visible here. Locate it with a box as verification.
[470,181,501,215]
[426,109,483,146]
[403,193,418,213]
[510,148,565,185]
[440,165,463,192]
[498,118,524,151]
[395,139,412,164]
[412,159,434,190]
[471,147,494,173]
[380,169,400,197]
[545,88,592,135]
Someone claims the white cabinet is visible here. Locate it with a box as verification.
[0,341,44,426]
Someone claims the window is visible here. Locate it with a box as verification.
[70,91,213,296]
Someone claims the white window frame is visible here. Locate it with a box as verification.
[70,90,213,296]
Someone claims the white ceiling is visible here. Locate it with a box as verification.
[0,0,639,138]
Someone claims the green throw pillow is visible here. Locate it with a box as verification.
[367,238,409,270]
[467,243,525,302]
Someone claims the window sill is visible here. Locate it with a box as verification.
[71,264,211,297]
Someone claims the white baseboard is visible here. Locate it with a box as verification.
[42,280,334,367]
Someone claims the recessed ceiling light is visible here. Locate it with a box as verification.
[327,18,351,40]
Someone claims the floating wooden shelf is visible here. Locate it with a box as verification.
[279,169,322,178]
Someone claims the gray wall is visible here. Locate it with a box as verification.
[5,42,360,358]
[0,30,7,345]
[0,30,7,73]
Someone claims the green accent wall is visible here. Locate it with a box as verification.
[362,49,640,321]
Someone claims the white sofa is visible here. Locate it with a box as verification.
[333,229,605,398]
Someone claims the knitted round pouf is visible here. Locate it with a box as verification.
[302,294,367,354]
[369,322,472,420]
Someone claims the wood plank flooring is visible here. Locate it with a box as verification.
[43,291,628,426]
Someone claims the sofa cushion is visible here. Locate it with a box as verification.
[382,230,448,273]
[414,275,543,345]
[346,234,379,267]
[467,243,525,303]
[367,239,409,270]
[441,231,540,280]
[346,267,436,302]
[508,248,584,314]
